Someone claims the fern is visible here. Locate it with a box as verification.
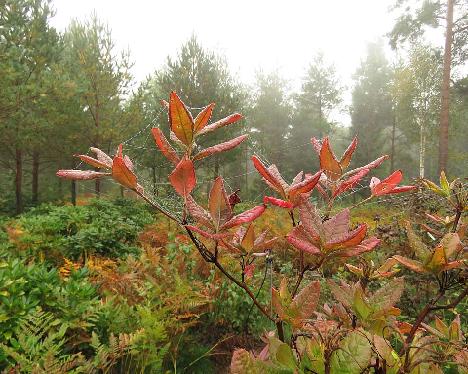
[0,308,84,373]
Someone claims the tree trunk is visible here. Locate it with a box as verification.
[15,148,23,214]
[71,181,76,206]
[438,0,453,175]
[390,112,396,172]
[95,176,101,198]
[152,166,157,196]
[32,151,39,204]
[419,121,426,178]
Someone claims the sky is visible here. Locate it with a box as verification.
[49,0,418,125]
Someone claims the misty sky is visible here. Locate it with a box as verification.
[49,0,438,125]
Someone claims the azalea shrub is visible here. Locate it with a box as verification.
[57,92,467,373]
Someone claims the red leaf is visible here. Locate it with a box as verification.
[287,226,321,255]
[288,170,322,202]
[387,185,417,194]
[228,190,241,209]
[339,136,358,169]
[56,170,110,180]
[370,170,403,196]
[263,196,293,209]
[112,145,138,189]
[194,103,215,133]
[244,264,255,280]
[169,158,196,197]
[193,135,247,161]
[320,137,342,181]
[251,156,286,195]
[197,113,243,136]
[357,155,389,173]
[332,168,370,198]
[221,205,266,230]
[326,224,367,250]
[169,91,194,145]
[151,128,180,165]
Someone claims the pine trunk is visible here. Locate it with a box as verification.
[15,148,23,214]
[32,151,39,204]
[390,112,396,172]
[71,180,77,206]
[438,0,453,174]
[419,121,426,178]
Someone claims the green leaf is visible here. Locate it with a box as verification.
[330,331,372,374]
[439,171,450,195]
[275,344,297,369]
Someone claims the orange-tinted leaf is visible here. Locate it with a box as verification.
[74,154,110,169]
[112,145,138,189]
[263,196,293,209]
[393,255,425,273]
[251,156,286,195]
[56,170,110,180]
[169,158,196,197]
[272,287,286,320]
[193,135,247,161]
[241,224,255,251]
[209,177,231,230]
[197,113,243,135]
[320,137,342,181]
[339,237,380,257]
[339,136,358,169]
[387,185,417,194]
[169,91,194,145]
[326,224,367,250]
[370,170,403,196]
[293,280,320,319]
[222,205,266,230]
[151,128,180,165]
[426,245,447,272]
[194,103,215,132]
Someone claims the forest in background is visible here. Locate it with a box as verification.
[1,0,467,215]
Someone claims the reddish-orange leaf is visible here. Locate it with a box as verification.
[326,224,367,250]
[339,237,380,257]
[169,158,196,197]
[222,205,266,230]
[320,137,342,181]
[251,156,286,195]
[288,170,322,202]
[112,145,138,189]
[240,224,255,251]
[90,147,113,168]
[370,170,403,196]
[197,113,243,136]
[151,128,180,165]
[387,185,417,194]
[185,225,229,240]
[186,195,213,229]
[263,196,293,209]
[169,91,194,146]
[193,135,247,161]
[56,170,110,180]
[339,136,358,169]
[194,103,215,133]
